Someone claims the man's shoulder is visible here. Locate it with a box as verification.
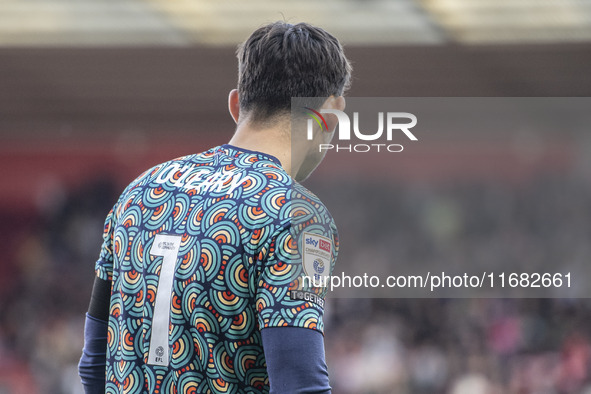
[109,148,215,205]
[291,182,327,208]
[290,182,335,227]
[113,145,292,207]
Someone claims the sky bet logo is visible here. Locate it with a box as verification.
[304,107,417,153]
[319,239,331,253]
[306,237,319,247]
[305,236,331,252]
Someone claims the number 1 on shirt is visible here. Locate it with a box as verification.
[148,234,181,366]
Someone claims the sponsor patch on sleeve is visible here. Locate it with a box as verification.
[289,290,325,308]
[301,231,332,288]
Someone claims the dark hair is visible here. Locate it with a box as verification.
[236,21,352,123]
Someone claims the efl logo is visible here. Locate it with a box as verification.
[319,239,331,253]
[304,107,417,153]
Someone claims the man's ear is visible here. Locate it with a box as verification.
[322,96,346,132]
[228,89,240,124]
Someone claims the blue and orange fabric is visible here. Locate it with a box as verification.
[95,145,338,393]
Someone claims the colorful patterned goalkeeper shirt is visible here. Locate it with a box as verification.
[95,145,338,393]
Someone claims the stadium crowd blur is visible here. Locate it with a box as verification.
[3,0,591,391]
[1,158,590,393]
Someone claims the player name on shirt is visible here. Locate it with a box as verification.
[154,163,252,194]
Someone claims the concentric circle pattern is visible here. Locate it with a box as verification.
[94,145,338,393]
